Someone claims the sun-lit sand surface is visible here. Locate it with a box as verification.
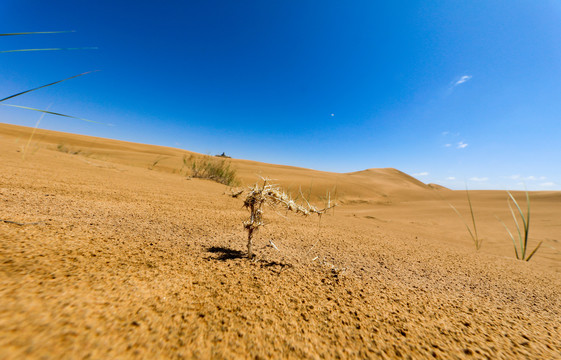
[1,123,560,359]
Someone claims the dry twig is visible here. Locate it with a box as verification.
[233,178,336,258]
[1,219,43,226]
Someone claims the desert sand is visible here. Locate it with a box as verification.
[1,122,560,359]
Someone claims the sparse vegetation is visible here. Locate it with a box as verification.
[179,154,189,175]
[498,191,542,261]
[235,178,335,258]
[449,188,482,250]
[189,155,238,186]
[149,156,166,170]
[56,143,83,155]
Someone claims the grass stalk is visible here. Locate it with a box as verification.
[0,71,97,103]
[0,31,96,53]
[149,156,166,170]
[22,104,50,159]
[449,188,482,250]
[0,47,97,54]
[498,191,542,261]
[1,31,97,121]
[0,31,75,37]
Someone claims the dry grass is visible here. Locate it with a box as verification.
[56,143,84,155]
[189,155,239,186]
[148,156,167,170]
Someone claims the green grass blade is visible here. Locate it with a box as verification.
[0,104,98,123]
[0,71,98,103]
[0,31,75,36]
[0,47,98,54]
[524,191,531,257]
[525,241,542,262]
[449,203,476,244]
[498,217,520,259]
[507,191,531,259]
[507,197,524,258]
[508,191,528,237]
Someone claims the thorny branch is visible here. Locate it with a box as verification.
[232,178,336,258]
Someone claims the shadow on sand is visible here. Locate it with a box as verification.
[205,246,293,274]
[206,246,245,261]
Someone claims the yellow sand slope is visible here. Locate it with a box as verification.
[1,122,560,359]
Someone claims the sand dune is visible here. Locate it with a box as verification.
[1,122,560,359]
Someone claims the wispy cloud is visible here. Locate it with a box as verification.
[506,175,547,182]
[414,172,429,177]
[442,132,464,148]
[540,182,555,187]
[469,177,488,182]
[442,131,459,137]
[454,75,472,87]
[446,176,456,180]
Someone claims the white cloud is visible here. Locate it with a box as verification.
[414,172,429,177]
[444,143,452,147]
[507,175,547,182]
[442,131,449,136]
[446,176,456,180]
[454,75,472,86]
[469,177,488,182]
[457,141,468,149]
[539,182,555,187]
[523,176,546,181]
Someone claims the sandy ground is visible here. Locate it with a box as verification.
[1,123,560,359]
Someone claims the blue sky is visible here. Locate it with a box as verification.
[1,0,560,190]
